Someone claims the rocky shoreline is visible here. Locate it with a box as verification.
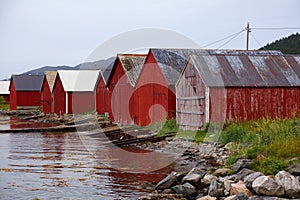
[138,138,300,200]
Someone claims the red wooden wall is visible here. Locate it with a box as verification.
[53,75,66,114]
[134,51,174,126]
[68,92,95,114]
[9,79,17,110]
[108,59,134,124]
[96,76,110,115]
[41,78,52,114]
[208,87,300,123]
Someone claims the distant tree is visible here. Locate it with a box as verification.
[259,32,300,54]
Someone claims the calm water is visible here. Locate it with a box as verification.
[0,118,175,200]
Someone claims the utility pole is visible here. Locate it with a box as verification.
[246,22,251,50]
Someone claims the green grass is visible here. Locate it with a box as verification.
[147,118,178,136]
[175,130,206,143]
[219,118,300,175]
[0,97,9,110]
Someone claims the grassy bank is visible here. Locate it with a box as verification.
[219,118,300,175]
[0,97,9,110]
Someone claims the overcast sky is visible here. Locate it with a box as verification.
[0,0,299,79]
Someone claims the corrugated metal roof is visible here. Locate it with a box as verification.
[187,54,300,87]
[57,70,100,92]
[11,75,44,91]
[45,71,57,92]
[0,81,10,94]
[150,48,283,85]
[118,54,147,87]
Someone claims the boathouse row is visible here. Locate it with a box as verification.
[7,49,300,129]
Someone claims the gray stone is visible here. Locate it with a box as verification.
[252,175,284,197]
[232,159,253,172]
[214,168,231,177]
[224,180,234,196]
[203,174,217,186]
[232,193,249,200]
[155,171,179,191]
[275,170,300,199]
[243,172,264,190]
[182,168,206,187]
[288,162,300,177]
[235,168,255,182]
[208,178,218,197]
[171,182,197,199]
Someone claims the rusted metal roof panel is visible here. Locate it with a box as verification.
[151,48,283,85]
[118,54,147,87]
[187,53,300,87]
[284,55,300,81]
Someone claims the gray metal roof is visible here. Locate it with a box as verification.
[10,75,44,91]
[185,54,300,87]
[150,48,283,86]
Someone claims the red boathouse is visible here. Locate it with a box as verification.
[105,54,146,124]
[9,75,44,110]
[52,70,100,114]
[41,71,57,114]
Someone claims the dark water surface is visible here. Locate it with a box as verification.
[0,119,175,200]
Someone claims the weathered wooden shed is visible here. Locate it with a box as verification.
[9,75,44,110]
[0,81,10,102]
[176,52,300,130]
[41,71,57,114]
[106,54,146,124]
[52,70,100,114]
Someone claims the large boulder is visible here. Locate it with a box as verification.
[232,159,253,171]
[182,168,206,188]
[252,176,284,197]
[288,163,300,177]
[171,182,198,199]
[235,168,255,182]
[230,180,253,196]
[243,172,264,190]
[275,171,300,199]
[155,171,180,191]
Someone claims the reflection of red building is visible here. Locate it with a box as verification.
[176,52,300,130]
[106,54,146,124]
[0,81,10,102]
[41,72,57,114]
[52,70,100,114]
[9,75,43,110]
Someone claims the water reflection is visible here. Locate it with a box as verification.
[0,124,175,199]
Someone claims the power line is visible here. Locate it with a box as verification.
[252,27,300,30]
[217,30,245,49]
[250,32,265,49]
[201,29,245,48]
